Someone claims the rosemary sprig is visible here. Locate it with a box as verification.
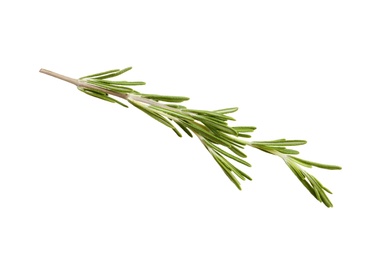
[40,67,341,207]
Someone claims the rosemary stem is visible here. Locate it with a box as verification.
[39,69,79,85]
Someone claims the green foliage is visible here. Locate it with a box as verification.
[41,66,342,207]
[250,139,341,207]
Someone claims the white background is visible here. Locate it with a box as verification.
[1,1,381,259]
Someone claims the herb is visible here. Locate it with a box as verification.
[40,67,341,207]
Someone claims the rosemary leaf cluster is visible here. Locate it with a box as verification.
[40,67,341,207]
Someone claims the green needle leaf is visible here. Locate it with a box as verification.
[273,147,300,155]
[141,94,190,103]
[232,126,257,133]
[80,69,120,79]
[289,156,342,170]
[251,139,307,146]
[213,107,239,114]
[229,146,247,158]
[174,121,193,138]
[98,79,146,86]
[172,127,182,137]
[238,133,252,138]
[92,67,132,79]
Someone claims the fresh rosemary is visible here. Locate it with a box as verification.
[40,67,341,207]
